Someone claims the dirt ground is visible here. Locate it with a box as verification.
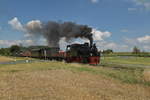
[0,69,150,100]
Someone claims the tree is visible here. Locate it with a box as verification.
[103,49,113,54]
[0,48,11,56]
[10,45,21,56]
[132,46,140,54]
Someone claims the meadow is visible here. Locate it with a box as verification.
[0,56,14,62]
[0,56,150,100]
[0,56,36,63]
[101,56,150,67]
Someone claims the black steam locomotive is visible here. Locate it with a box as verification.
[65,42,100,64]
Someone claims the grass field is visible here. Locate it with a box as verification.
[0,56,150,100]
[0,56,14,62]
[101,56,150,67]
[0,56,35,63]
[100,56,150,83]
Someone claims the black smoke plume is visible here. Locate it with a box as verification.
[26,21,93,47]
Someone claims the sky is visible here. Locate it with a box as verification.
[0,0,150,51]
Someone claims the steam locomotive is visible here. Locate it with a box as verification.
[65,43,100,64]
[20,42,100,65]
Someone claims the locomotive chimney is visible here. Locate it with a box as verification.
[90,40,92,47]
[89,34,93,48]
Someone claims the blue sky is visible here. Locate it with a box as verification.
[0,0,150,51]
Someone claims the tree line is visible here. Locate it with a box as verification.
[101,46,150,57]
[0,45,21,56]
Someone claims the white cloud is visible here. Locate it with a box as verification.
[8,17,24,31]
[133,0,150,10]
[0,40,22,47]
[90,0,99,3]
[8,17,42,36]
[124,38,138,45]
[24,34,33,38]
[96,41,129,51]
[24,40,34,45]
[26,20,42,34]
[128,8,138,11]
[137,35,150,43]
[101,42,118,49]
[8,18,45,46]
[24,20,43,38]
[0,39,39,47]
[92,29,111,41]
[143,45,150,50]
[124,35,150,51]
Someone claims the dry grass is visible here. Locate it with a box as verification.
[0,56,35,63]
[0,56,14,62]
[0,62,150,100]
[143,69,150,82]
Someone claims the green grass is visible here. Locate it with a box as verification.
[99,56,150,86]
[105,52,150,57]
[101,56,150,66]
[69,65,150,85]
